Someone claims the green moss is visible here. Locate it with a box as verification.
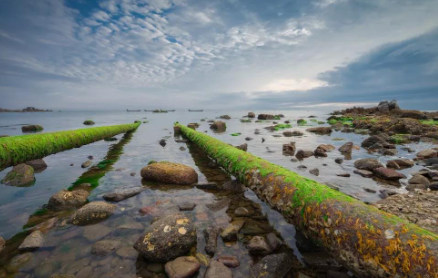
[273,124,292,131]
[297,119,307,125]
[274,116,281,120]
[230,133,241,136]
[240,119,252,123]
[0,122,140,170]
[328,117,353,126]
[390,134,409,144]
[318,121,325,124]
[310,119,318,122]
[420,119,438,126]
[332,137,345,141]
[83,120,95,125]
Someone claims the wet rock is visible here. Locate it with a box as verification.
[364,188,376,193]
[178,202,196,211]
[204,226,222,256]
[235,143,248,151]
[220,219,245,241]
[266,233,283,251]
[22,125,43,132]
[187,123,200,129]
[204,261,232,278]
[83,224,112,241]
[25,159,47,171]
[389,100,400,110]
[210,121,226,132]
[104,137,117,142]
[258,114,275,120]
[234,207,253,217]
[417,149,437,159]
[222,180,245,192]
[206,199,230,212]
[377,100,390,113]
[165,256,201,278]
[159,139,166,147]
[354,158,383,171]
[217,255,240,268]
[139,206,158,216]
[354,169,374,178]
[70,201,116,225]
[336,172,350,177]
[134,214,197,262]
[19,230,44,251]
[430,182,438,190]
[335,158,343,164]
[361,135,387,148]
[195,183,221,190]
[306,127,332,135]
[249,253,292,278]
[116,246,138,259]
[380,148,398,156]
[373,167,406,180]
[48,189,89,211]
[406,183,429,191]
[83,120,95,125]
[245,137,253,141]
[297,165,307,169]
[309,168,319,176]
[103,187,145,202]
[219,115,231,120]
[296,149,314,160]
[179,146,186,151]
[338,142,353,154]
[1,163,35,186]
[81,160,92,168]
[130,172,136,176]
[248,112,255,118]
[0,235,5,252]
[314,146,328,157]
[409,175,430,186]
[283,131,303,137]
[282,142,296,156]
[387,159,414,169]
[92,240,121,256]
[140,161,198,185]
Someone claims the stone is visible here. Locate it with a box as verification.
[22,125,43,132]
[335,158,343,164]
[83,224,112,241]
[220,219,245,241]
[19,230,44,251]
[140,161,198,185]
[134,214,197,262]
[336,172,350,177]
[165,256,201,278]
[178,202,196,211]
[314,146,327,157]
[296,149,314,160]
[283,131,303,137]
[83,120,95,125]
[247,236,272,254]
[406,183,428,191]
[388,100,400,110]
[361,135,387,148]
[417,149,437,159]
[354,158,383,171]
[195,253,209,266]
[204,226,222,255]
[81,160,92,168]
[245,137,253,141]
[258,114,275,120]
[248,112,255,118]
[430,182,438,190]
[219,115,231,119]
[409,175,430,186]
[210,121,226,132]
[1,163,35,186]
[92,240,121,256]
[306,127,332,135]
[309,168,319,176]
[48,189,89,211]
[222,180,245,192]
[25,159,47,171]
[187,123,199,129]
[373,167,406,180]
[0,235,5,252]
[204,261,232,278]
[282,142,296,156]
[234,207,253,217]
[102,187,145,202]
[377,101,389,113]
[159,139,166,147]
[338,142,353,154]
[116,246,138,259]
[70,201,116,225]
[206,199,230,212]
[235,143,248,151]
[217,255,240,268]
[249,253,293,278]
[266,233,283,251]
[354,169,374,178]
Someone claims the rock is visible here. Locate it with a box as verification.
[103,187,144,202]
[248,112,255,118]
[206,199,230,212]
[335,158,343,164]
[234,207,253,217]
[18,230,44,251]
[381,148,398,156]
[296,149,314,160]
[70,201,116,225]
[22,125,43,132]
[219,115,231,120]
[336,172,350,177]
[388,100,400,110]
[83,224,112,241]
[91,240,121,256]
[247,236,271,254]
[159,139,166,147]
[48,189,89,211]
[217,255,240,268]
[178,202,196,211]
[417,149,437,159]
[283,131,303,137]
[140,161,198,185]
[354,169,374,178]
[195,253,209,266]
[204,261,232,278]
[354,158,383,171]
[116,246,138,259]
[245,137,253,141]
[1,164,35,186]
[309,168,319,176]
[361,135,387,148]
[387,159,414,169]
[400,110,427,119]
[409,175,430,186]
[282,142,296,156]
[364,188,377,193]
[235,143,248,151]
[222,180,245,192]
[187,123,199,129]
[297,165,307,169]
[373,167,406,180]
[134,214,197,262]
[83,120,95,125]
[210,121,226,132]
[81,160,92,168]
[249,253,293,278]
[338,142,353,154]
[25,159,47,171]
[0,235,5,252]
[377,101,389,113]
[306,127,332,135]
[195,183,221,190]
[104,137,117,141]
[314,145,333,157]
[50,275,76,278]
[204,226,222,256]
[430,182,438,190]
[406,183,429,191]
[258,114,275,120]
[220,219,245,241]
[165,256,201,278]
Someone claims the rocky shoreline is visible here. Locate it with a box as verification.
[0,107,52,113]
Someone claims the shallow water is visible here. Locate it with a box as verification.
[0,110,433,277]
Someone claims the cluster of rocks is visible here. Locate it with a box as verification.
[0,107,52,113]
[21,125,44,132]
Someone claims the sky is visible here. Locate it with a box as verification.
[0,0,437,110]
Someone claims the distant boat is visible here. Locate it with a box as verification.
[127,109,141,112]
[144,109,175,112]
[189,109,203,112]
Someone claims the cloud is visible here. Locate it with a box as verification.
[261,78,328,92]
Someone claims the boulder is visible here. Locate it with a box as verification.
[81,160,92,168]
[258,114,275,120]
[165,256,201,278]
[377,101,389,113]
[354,169,374,178]
[354,158,383,171]
[18,230,44,251]
[48,189,89,211]
[249,253,293,278]
[388,100,400,110]
[338,142,353,154]
[210,121,226,132]
[25,159,47,171]
[417,149,437,159]
[204,226,222,255]
[21,125,43,132]
[409,175,430,186]
[406,183,429,191]
[178,202,196,211]
[134,214,197,262]
[92,240,121,256]
[386,159,414,169]
[283,130,303,137]
[247,236,272,254]
[309,168,319,176]
[235,143,248,152]
[361,135,387,148]
[159,139,166,147]
[102,187,145,202]
[296,149,314,160]
[70,201,116,225]
[217,255,240,268]
[306,127,332,135]
[140,162,198,185]
[219,115,231,120]
[373,167,406,180]
[1,164,35,186]
[204,261,232,278]
[314,147,327,157]
[83,120,95,125]
[282,142,296,156]
[248,112,255,118]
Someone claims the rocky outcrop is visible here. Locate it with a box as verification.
[1,164,35,186]
[48,189,89,211]
[140,162,198,185]
[70,201,116,225]
[249,253,293,278]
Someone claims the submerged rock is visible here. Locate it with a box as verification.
[306,127,332,135]
[204,261,232,278]
[102,187,145,202]
[204,226,222,256]
[222,180,245,192]
[48,189,89,211]
[178,202,196,211]
[83,224,112,241]
[248,236,272,254]
[140,161,198,185]
[19,230,44,251]
[221,219,245,241]
[249,253,293,278]
[1,164,35,186]
[70,201,116,225]
[92,240,121,256]
[217,255,240,268]
[165,256,201,278]
[134,214,197,262]
[354,158,383,171]
[25,159,47,171]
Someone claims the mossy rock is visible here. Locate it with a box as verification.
[21,125,43,133]
[69,201,116,225]
[1,163,35,186]
[140,161,198,185]
[83,120,95,125]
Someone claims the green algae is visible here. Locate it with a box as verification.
[420,119,438,126]
[240,119,252,123]
[297,119,307,125]
[390,134,410,144]
[273,124,292,131]
[328,117,353,126]
[230,133,241,136]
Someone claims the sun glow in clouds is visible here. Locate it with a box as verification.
[262,78,328,92]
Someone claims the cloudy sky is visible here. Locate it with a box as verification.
[0,0,437,110]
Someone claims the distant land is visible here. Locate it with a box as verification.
[0,107,52,113]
